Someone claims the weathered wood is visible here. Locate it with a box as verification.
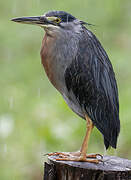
[43,155,131,180]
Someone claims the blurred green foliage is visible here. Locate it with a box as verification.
[0,0,131,179]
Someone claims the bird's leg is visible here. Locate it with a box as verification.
[80,115,94,159]
[47,115,92,159]
[47,115,91,158]
[47,115,102,163]
[79,115,102,160]
[55,115,102,163]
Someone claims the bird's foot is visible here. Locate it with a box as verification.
[47,151,87,157]
[56,154,102,163]
[47,152,103,163]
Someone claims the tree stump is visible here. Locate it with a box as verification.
[43,155,131,180]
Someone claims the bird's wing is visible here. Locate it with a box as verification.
[64,28,120,149]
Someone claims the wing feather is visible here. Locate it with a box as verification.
[65,27,120,149]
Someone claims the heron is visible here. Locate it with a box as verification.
[12,10,120,163]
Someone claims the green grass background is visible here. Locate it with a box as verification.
[0,0,131,179]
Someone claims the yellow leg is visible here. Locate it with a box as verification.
[47,115,102,163]
[80,115,94,159]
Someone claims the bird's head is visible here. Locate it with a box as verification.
[12,11,87,36]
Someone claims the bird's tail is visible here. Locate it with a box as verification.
[104,117,120,149]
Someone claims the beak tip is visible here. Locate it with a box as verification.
[11,18,14,22]
[11,18,19,22]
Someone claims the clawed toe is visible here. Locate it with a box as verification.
[45,152,103,163]
[87,153,103,160]
[56,157,102,163]
[46,152,70,158]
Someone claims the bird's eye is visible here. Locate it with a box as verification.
[54,18,61,24]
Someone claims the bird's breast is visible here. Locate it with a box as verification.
[40,33,84,117]
[40,34,66,92]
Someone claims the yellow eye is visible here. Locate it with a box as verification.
[54,18,61,24]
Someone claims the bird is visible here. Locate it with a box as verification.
[12,10,120,163]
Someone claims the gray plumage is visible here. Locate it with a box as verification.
[41,11,120,149]
[12,10,120,150]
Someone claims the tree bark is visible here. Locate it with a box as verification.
[43,155,131,180]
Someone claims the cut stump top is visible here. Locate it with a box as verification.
[44,155,131,180]
[48,155,131,172]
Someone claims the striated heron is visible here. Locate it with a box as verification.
[12,11,120,163]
